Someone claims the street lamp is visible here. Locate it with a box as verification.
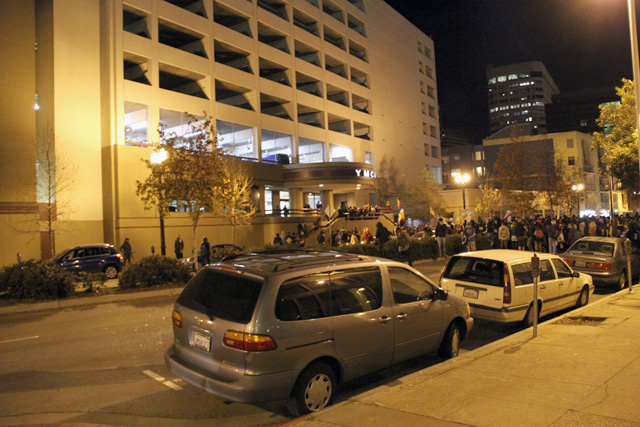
[454,172,471,210]
[626,0,640,188]
[150,148,168,256]
[572,183,584,217]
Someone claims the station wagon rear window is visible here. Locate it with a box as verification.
[444,256,504,287]
[177,269,263,324]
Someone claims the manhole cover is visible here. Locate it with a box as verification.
[554,316,608,326]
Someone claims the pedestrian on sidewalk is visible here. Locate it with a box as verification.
[435,218,448,257]
[396,226,412,266]
[174,235,184,259]
[498,220,510,249]
[119,238,133,265]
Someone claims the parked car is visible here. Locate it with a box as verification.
[51,244,123,279]
[561,236,638,290]
[440,249,594,328]
[165,250,473,416]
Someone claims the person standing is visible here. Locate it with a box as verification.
[547,220,559,254]
[498,221,510,249]
[273,233,283,245]
[174,235,184,259]
[435,218,448,258]
[317,230,325,245]
[199,237,211,267]
[375,222,391,257]
[396,227,412,266]
[465,222,477,251]
[120,238,133,265]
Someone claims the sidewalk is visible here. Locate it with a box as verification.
[286,287,640,427]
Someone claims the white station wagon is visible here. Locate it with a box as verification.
[440,250,594,327]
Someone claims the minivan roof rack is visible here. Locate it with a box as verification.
[221,250,368,272]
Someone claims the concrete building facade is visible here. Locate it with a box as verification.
[0,0,440,265]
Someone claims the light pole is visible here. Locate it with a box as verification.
[572,183,584,217]
[150,148,168,256]
[455,172,471,210]
[626,0,640,189]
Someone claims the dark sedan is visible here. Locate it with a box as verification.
[561,236,639,290]
[52,244,124,279]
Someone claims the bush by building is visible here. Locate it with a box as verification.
[0,260,75,300]
[118,255,192,289]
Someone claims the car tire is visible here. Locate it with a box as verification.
[438,322,461,359]
[288,362,336,417]
[522,302,539,328]
[616,271,627,291]
[575,286,589,308]
[104,265,119,280]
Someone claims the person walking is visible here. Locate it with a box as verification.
[199,237,211,268]
[435,218,448,258]
[316,230,325,245]
[465,222,477,251]
[119,238,133,265]
[174,235,184,259]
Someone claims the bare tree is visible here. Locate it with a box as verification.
[33,124,77,258]
[219,162,256,245]
[404,167,446,221]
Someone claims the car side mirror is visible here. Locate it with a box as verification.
[572,271,580,278]
[434,288,448,301]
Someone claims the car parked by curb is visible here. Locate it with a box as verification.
[165,250,473,415]
[440,249,594,328]
[51,244,124,279]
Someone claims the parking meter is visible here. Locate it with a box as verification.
[625,239,634,294]
[531,253,540,337]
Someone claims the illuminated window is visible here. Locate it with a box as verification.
[124,102,149,145]
[329,143,353,162]
[298,137,325,163]
[262,129,292,164]
[216,120,256,159]
[497,75,507,82]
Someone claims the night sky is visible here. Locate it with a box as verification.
[384,0,638,143]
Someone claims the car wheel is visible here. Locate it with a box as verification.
[438,322,461,359]
[522,302,538,329]
[288,362,336,417]
[575,286,589,308]
[104,265,118,279]
[616,271,627,291]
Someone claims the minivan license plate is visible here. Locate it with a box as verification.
[463,288,479,299]
[193,332,211,351]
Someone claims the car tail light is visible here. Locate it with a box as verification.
[563,259,574,267]
[223,331,277,351]
[503,264,512,304]
[439,258,452,285]
[172,310,182,328]
[586,262,612,271]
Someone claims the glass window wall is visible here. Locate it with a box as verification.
[124,102,149,145]
[217,120,256,159]
[298,137,325,163]
[329,143,353,162]
[261,129,292,164]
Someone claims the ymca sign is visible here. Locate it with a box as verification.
[355,169,376,179]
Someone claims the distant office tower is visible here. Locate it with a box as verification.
[487,61,559,135]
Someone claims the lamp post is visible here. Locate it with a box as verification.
[455,172,471,210]
[150,148,168,256]
[572,183,584,217]
[626,0,640,188]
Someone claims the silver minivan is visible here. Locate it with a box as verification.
[165,251,473,415]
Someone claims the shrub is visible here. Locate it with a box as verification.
[211,246,243,262]
[119,255,192,289]
[446,234,467,255]
[0,260,75,300]
[75,272,107,293]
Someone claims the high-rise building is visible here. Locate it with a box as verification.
[487,61,559,135]
[545,87,616,134]
[0,0,440,264]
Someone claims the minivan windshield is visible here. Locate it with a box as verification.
[177,269,263,324]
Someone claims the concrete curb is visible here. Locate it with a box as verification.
[0,286,185,315]
[288,284,639,425]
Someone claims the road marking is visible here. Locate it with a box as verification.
[143,369,182,391]
[0,335,39,344]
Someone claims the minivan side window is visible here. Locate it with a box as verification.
[329,267,383,315]
[276,274,330,321]
[512,260,555,286]
[388,267,434,304]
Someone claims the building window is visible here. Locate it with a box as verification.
[432,146,439,158]
[568,156,575,166]
[217,120,256,159]
[567,138,574,148]
[365,151,374,166]
[474,151,484,161]
[424,144,430,157]
[124,102,149,146]
[298,137,325,163]
[261,129,292,164]
[476,166,485,176]
[429,125,437,138]
[329,143,353,162]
